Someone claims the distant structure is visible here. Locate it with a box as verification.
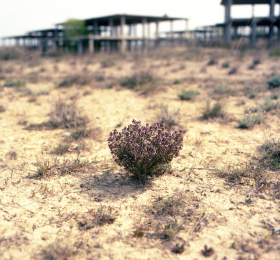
[0,14,188,55]
[219,0,280,46]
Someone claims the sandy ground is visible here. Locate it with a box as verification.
[0,46,279,259]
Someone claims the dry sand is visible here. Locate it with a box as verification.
[0,46,279,259]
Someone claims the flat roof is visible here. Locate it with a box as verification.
[57,14,187,26]
[216,16,280,27]
[221,0,280,5]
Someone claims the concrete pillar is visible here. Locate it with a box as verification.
[270,0,275,17]
[252,4,255,17]
[109,18,114,36]
[251,18,257,48]
[185,19,188,39]
[142,18,146,49]
[94,20,98,35]
[120,15,126,53]
[224,0,232,42]
[89,37,94,54]
[170,20,174,46]
[269,0,276,43]
[233,27,238,39]
[155,20,159,38]
[78,39,83,55]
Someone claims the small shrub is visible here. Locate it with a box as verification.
[228,67,238,75]
[51,143,70,155]
[237,113,262,129]
[4,80,26,87]
[173,79,181,85]
[267,77,280,89]
[0,105,5,113]
[120,70,158,94]
[212,85,235,96]
[100,59,114,68]
[0,47,24,60]
[57,73,92,88]
[70,127,98,140]
[202,100,225,119]
[221,62,229,68]
[248,58,260,70]
[263,97,278,112]
[39,242,78,260]
[108,119,183,179]
[270,47,280,57]
[178,90,199,101]
[207,58,217,66]
[49,98,88,129]
[258,139,280,171]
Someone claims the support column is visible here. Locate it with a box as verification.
[251,18,257,48]
[78,39,83,55]
[94,21,98,35]
[269,0,275,44]
[170,20,174,45]
[224,0,232,42]
[155,20,159,47]
[120,15,126,53]
[142,18,147,49]
[89,36,94,54]
[270,0,275,17]
[147,23,150,49]
[185,19,188,40]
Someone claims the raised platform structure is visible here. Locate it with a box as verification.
[1,14,188,55]
[220,0,280,46]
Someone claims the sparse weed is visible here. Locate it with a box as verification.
[258,139,280,171]
[120,70,158,94]
[4,80,26,87]
[149,194,185,216]
[0,105,5,112]
[149,219,183,241]
[34,157,93,177]
[201,100,225,119]
[237,113,262,129]
[212,85,235,97]
[69,127,98,140]
[49,98,88,129]
[78,206,117,230]
[157,104,180,130]
[100,59,114,68]
[57,73,92,88]
[270,47,280,57]
[178,90,199,101]
[216,163,259,185]
[50,143,70,155]
[39,242,78,260]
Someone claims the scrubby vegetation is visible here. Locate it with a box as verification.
[0,46,280,260]
[108,119,183,180]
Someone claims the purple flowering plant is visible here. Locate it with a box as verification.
[108,119,184,179]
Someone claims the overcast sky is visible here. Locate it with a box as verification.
[0,0,276,38]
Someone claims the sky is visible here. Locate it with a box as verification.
[0,0,276,38]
